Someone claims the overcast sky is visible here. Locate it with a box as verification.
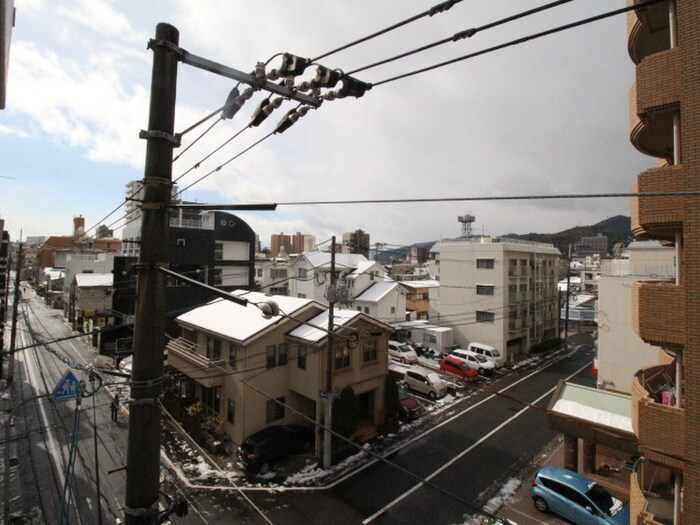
[0,0,653,249]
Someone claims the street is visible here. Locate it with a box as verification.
[4,286,593,524]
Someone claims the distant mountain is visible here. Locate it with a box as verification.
[502,215,633,256]
[375,216,633,264]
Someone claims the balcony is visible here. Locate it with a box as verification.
[632,365,685,461]
[631,468,675,525]
[166,337,227,388]
[637,47,681,114]
[631,280,685,348]
[631,164,686,241]
[627,0,671,65]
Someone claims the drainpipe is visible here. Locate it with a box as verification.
[669,0,677,49]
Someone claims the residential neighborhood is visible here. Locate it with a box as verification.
[1,1,699,524]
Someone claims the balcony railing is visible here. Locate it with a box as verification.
[631,279,685,349]
[632,364,685,462]
[630,470,667,525]
[166,337,228,387]
[631,164,686,241]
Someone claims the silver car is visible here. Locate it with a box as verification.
[402,367,446,400]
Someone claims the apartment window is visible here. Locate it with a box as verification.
[476,311,495,323]
[509,284,517,301]
[334,347,350,370]
[278,343,288,366]
[476,284,495,296]
[476,258,494,269]
[508,259,518,276]
[227,399,236,424]
[363,340,378,363]
[214,242,224,260]
[266,397,285,423]
[298,345,307,369]
[266,345,277,369]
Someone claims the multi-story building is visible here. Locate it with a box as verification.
[342,229,370,258]
[270,232,292,258]
[428,236,560,361]
[165,291,392,453]
[596,241,675,393]
[627,1,700,522]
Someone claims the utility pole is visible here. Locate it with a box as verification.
[124,23,179,525]
[564,244,572,343]
[323,237,336,469]
[7,242,22,384]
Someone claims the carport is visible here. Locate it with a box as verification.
[546,381,639,476]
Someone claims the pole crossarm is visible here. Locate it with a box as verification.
[179,49,323,107]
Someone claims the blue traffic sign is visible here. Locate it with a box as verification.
[53,370,80,402]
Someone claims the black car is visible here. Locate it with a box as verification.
[237,424,314,475]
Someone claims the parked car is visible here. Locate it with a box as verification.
[237,424,314,475]
[389,340,419,364]
[530,466,630,525]
[439,356,479,381]
[398,387,422,420]
[467,342,504,367]
[402,367,447,400]
[450,349,495,374]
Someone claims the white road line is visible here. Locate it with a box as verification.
[361,360,592,524]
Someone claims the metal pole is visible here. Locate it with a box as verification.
[564,244,571,343]
[124,23,179,525]
[323,237,336,469]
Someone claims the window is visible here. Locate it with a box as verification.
[363,340,378,363]
[390,306,396,314]
[227,399,236,424]
[364,307,369,314]
[298,268,308,279]
[207,337,221,360]
[298,345,307,369]
[476,311,495,323]
[334,347,350,369]
[476,258,494,269]
[212,268,222,286]
[256,268,263,277]
[476,285,494,296]
[214,242,224,260]
[266,397,285,423]
[271,268,288,280]
[228,343,239,369]
[266,345,277,368]
[370,271,376,281]
[297,293,306,299]
[509,284,517,301]
[278,343,288,366]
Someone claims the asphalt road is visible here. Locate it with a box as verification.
[183,345,595,525]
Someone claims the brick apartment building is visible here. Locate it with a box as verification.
[628,1,700,523]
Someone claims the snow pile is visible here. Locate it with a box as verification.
[482,478,521,514]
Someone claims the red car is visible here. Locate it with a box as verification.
[439,356,479,381]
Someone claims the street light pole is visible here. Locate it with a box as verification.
[124,23,179,525]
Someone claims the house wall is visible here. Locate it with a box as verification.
[597,276,667,394]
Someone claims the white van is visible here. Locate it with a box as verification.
[467,342,504,367]
[449,349,495,375]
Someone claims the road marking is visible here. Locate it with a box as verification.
[361,359,592,524]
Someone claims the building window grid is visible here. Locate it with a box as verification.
[266,345,277,369]
[334,346,351,370]
[362,339,378,363]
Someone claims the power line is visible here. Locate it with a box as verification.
[311,0,463,62]
[348,0,573,75]
[276,190,700,207]
[372,0,665,87]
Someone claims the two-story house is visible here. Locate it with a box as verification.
[165,290,392,453]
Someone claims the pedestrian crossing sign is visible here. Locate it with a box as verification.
[53,370,80,402]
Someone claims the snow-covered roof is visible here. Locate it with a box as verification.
[569,293,595,308]
[354,281,398,302]
[288,309,362,343]
[550,382,633,433]
[628,240,671,250]
[74,273,113,287]
[302,251,369,270]
[176,291,321,344]
[289,308,392,343]
[398,279,439,289]
[44,268,65,280]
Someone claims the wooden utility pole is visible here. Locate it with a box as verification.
[124,23,179,525]
[7,242,22,384]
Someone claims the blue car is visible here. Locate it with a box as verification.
[530,466,630,525]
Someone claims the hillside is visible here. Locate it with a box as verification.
[376,216,633,264]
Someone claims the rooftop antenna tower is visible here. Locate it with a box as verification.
[458,214,475,238]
